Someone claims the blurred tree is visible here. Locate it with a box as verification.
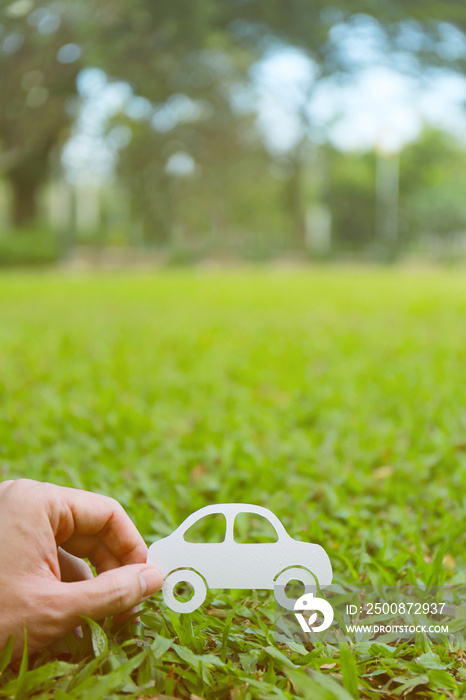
[399,128,466,244]
[0,1,81,227]
[319,129,466,256]
[92,0,346,247]
[3,0,466,250]
[323,147,376,252]
[111,46,275,245]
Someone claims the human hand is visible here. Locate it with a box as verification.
[0,479,162,659]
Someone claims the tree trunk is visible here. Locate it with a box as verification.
[285,156,307,248]
[10,171,40,229]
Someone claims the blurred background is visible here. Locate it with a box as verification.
[2,0,466,267]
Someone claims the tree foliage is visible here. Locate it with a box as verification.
[2,0,466,251]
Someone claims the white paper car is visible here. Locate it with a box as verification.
[147,503,332,612]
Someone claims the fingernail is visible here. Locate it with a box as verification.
[139,567,163,598]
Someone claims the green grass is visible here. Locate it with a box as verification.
[0,267,465,698]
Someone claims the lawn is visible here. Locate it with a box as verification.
[0,267,465,698]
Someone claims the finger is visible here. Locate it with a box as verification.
[0,480,14,492]
[60,536,121,573]
[46,485,148,565]
[58,547,94,582]
[57,564,163,623]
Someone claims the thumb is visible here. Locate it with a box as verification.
[58,564,163,623]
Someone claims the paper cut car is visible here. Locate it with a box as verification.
[147,503,332,612]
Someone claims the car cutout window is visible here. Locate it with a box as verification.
[183,512,226,543]
[233,512,279,543]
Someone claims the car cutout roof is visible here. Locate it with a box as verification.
[175,503,289,538]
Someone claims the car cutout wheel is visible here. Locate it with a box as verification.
[274,567,317,610]
[163,569,207,613]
